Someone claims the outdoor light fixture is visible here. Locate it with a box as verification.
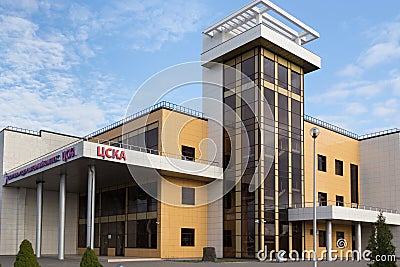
[310,127,320,267]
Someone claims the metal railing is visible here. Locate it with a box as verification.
[88,138,218,166]
[291,200,398,214]
[304,115,359,139]
[359,128,400,140]
[4,126,40,136]
[305,115,400,140]
[84,101,205,139]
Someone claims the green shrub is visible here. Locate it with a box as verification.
[80,247,102,267]
[14,239,40,267]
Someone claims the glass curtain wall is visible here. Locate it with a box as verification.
[222,47,305,258]
[78,183,158,254]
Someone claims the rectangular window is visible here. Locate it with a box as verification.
[318,155,327,172]
[241,57,255,83]
[127,219,157,248]
[181,228,195,246]
[145,127,159,154]
[335,160,343,176]
[263,57,275,83]
[336,232,345,243]
[224,65,236,89]
[291,71,301,95]
[351,164,359,204]
[79,195,87,219]
[182,187,195,205]
[319,230,326,247]
[336,195,344,206]
[182,145,195,161]
[278,64,288,89]
[318,192,327,206]
[101,189,126,216]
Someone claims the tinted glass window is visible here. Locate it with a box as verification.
[181,228,195,246]
[335,160,343,176]
[336,195,344,206]
[318,155,327,172]
[291,71,301,95]
[101,189,126,216]
[224,66,236,87]
[319,231,326,247]
[182,187,195,205]
[264,57,275,83]
[351,164,359,204]
[241,57,255,83]
[182,146,195,161]
[318,192,327,206]
[278,64,288,89]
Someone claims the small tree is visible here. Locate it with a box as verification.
[14,239,40,267]
[367,212,397,267]
[80,247,102,267]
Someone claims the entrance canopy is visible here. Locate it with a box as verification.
[3,140,223,193]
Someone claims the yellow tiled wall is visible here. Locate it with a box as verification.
[304,121,360,207]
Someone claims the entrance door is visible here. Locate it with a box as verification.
[100,235,109,256]
[100,223,109,256]
[116,222,125,256]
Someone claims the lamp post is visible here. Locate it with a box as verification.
[310,127,320,267]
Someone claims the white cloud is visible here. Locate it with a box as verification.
[307,81,369,104]
[0,11,131,136]
[336,20,400,78]
[98,0,207,51]
[345,102,367,115]
[337,64,363,78]
[354,83,384,99]
[373,99,398,117]
[0,0,39,14]
[359,42,400,68]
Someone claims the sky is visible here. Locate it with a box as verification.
[1,0,400,137]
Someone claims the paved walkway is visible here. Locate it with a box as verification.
[0,255,370,267]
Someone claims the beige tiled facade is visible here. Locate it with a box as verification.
[303,121,360,257]
[82,107,210,258]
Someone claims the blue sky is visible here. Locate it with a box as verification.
[1,0,400,136]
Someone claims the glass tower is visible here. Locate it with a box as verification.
[222,47,305,258]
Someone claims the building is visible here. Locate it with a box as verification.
[1,0,400,261]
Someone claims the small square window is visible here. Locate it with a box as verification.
[318,155,326,172]
[336,195,344,206]
[335,160,343,176]
[319,230,326,247]
[181,228,195,246]
[182,146,195,161]
[336,231,345,244]
[182,187,195,205]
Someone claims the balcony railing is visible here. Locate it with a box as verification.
[291,200,398,214]
[89,138,218,166]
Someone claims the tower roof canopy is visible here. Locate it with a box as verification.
[203,0,319,46]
